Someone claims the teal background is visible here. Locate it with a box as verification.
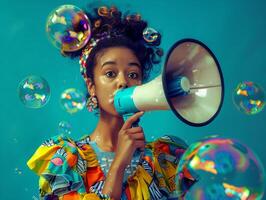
[1,0,266,199]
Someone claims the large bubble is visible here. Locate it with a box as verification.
[176,138,265,200]
[46,4,91,52]
[233,81,265,115]
[18,75,50,108]
[60,88,86,114]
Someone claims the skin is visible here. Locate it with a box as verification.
[86,47,146,199]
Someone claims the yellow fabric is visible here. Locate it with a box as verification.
[146,138,179,193]
[83,193,102,200]
[77,143,99,167]
[39,176,52,195]
[128,165,153,199]
[27,145,61,175]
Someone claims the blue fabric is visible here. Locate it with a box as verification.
[88,140,141,183]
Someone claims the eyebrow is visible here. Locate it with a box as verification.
[101,61,141,68]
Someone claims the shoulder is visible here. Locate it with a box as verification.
[146,135,188,160]
[143,135,188,196]
[27,134,97,175]
[27,135,99,198]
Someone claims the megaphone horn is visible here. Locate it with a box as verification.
[114,38,224,127]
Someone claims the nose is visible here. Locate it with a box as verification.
[117,73,128,89]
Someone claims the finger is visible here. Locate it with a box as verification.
[127,126,143,133]
[134,141,145,149]
[128,132,145,140]
[122,111,144,129]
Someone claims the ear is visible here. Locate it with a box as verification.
[86,78,96,96]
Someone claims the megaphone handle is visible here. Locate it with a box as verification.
[123,113,144,163]
[123,113,140,127]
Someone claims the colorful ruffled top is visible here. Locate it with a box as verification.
[27,134,190,200]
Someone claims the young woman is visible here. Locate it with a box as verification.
[27,5,191,200]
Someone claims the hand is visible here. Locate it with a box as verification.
[113,111,145,168]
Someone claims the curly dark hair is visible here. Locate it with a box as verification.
[63,5,163,82]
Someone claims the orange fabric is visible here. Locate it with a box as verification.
[143,155,154,170]
[156,143,170,154]
[67,152,78,168]
[62,191,82,200]
[85,166,105,189]
[183,167,194,180]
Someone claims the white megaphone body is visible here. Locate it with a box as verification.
[114,38,224,127]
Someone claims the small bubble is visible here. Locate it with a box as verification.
[143,27,159,43]
[233,81,265,115]
[60,88,86,114]
[58,121,72,136]
[14,167,22,175]
[13,138,18,143]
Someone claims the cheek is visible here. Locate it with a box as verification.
[130,79,142,87]
[94,78,115,104]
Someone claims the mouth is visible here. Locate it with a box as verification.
[108,91,117,104]
[109,89,122,104]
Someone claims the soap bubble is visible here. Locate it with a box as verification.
[233,81,265,115]
[58,121,72,136]
[14,167,22,175]
[175,138,265,200]
[32,195,38,200]
[18,75,50,108]
[143,27,160,44]
[12,138,18,143]
[46,4,91,52]
[60,88,86,114]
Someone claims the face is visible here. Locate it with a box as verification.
[87,47,143,116]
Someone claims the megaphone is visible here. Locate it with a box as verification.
[114,38,224,127]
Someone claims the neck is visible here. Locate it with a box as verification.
[90,109,124,152]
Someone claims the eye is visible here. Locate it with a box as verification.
[128,72,139,79]
[105,71,116,78]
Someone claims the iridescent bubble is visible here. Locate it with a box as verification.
[14,167,22,175]
[13,138,18,143]
[18,75,50,108]
[32,195,38,200]
[58,121,72,135]
[175,138,265,200]
[46,5,91,52]
[143,27,159,43]
[60,88,86,114]
[233,81,265,115]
